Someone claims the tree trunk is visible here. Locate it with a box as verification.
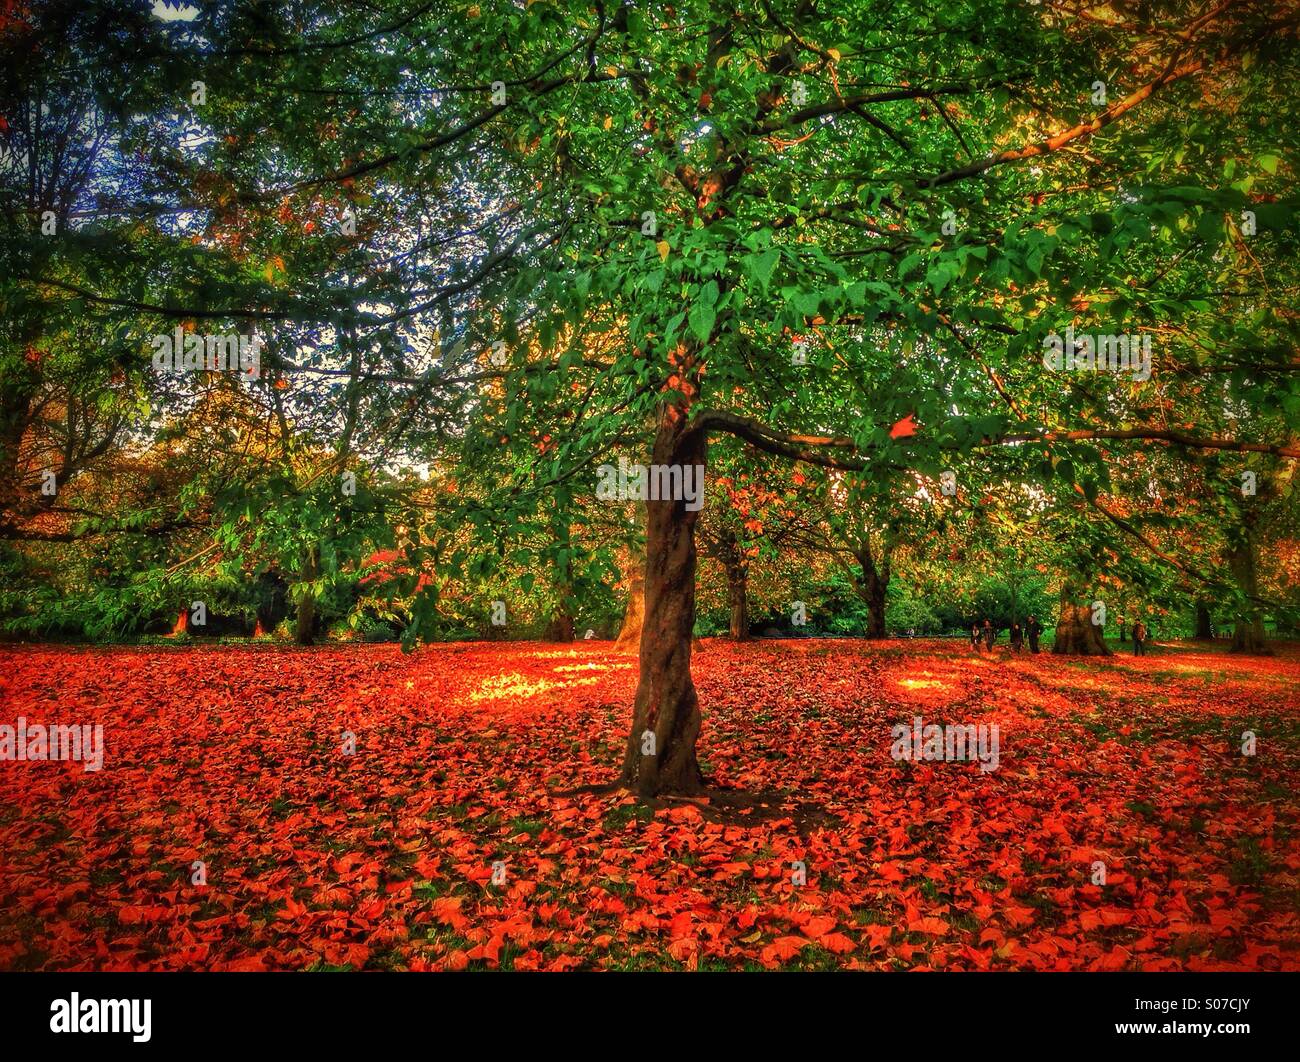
[255,571,287,635]
[1229,532,1268,653]
[615,542,645,651]
[0,384,35,530]
[1194,601,1213,640]
[620,413,706,798]
[1232,616,1267,653]
[726,563,749,640]
[295,546,319,646]
[1053,592,1111,655]
[546,609,575,642]
[855,546,889,639]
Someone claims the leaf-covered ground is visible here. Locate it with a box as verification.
[2,639,1298,971]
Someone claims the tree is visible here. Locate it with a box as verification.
[7,1,1298,801]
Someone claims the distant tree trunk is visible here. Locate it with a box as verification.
[295,546,319,646]
[1229,529,1268,653]
[0,316,43,534]
[615,535,645,651]
[254,571,287,636]
[0,385,34,530]
[708,527,750,641]
[171,607,189,635]
[546,609,575,642]
[620,411,705,798]
[726,562,749,640]
[1231,616,1267,653]
[855,542,890,639]
[1194,601,1214,640]
[1053,585,1110,655]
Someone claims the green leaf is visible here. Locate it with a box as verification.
[748,248,779,292]
[688,303,716,343]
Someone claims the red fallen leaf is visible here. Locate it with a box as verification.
[819,932,857,955]
[354,899,386,921]
[413,855,441,878]
[323,942,370,966]
[667,937,698,961]
[467,936,503,963]
[889,413,917,438]
[1092,946,1132,971]
[220,955,269,972]
[760,936,806,964]
[1079,908,1133,931]
[431,897,468,932]
[277,898,308,920]
[864,925,892,951]
[908,915,950,937]
[801,915,837,939]
[878,861,907,882]
[444,949,469,971]
[312,885,351,906]
[332,853,363,875]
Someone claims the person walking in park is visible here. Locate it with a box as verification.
[983,619,995,651]
[1133,620,1147,656]
[971,622,982,652]
[1026,615,1042,654]
[1010,622,1024,652]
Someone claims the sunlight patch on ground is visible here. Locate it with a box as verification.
[896,677,948,691]
[467,672,601,704]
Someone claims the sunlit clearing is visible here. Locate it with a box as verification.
[468,672,600,704]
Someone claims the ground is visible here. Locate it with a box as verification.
[1,638,1298,971]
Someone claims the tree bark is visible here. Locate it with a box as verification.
[615,538,645,651]
[0,381,35,531]
[546,609,576,642]
[856,546,889,639]
[294,546,319,646]
[620,412,706,798]
[1194,601,1214,640]
[726,562,749,640]
[1053,589,1111,655]
[1229,529,1268,653]
[255,570,287,636]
